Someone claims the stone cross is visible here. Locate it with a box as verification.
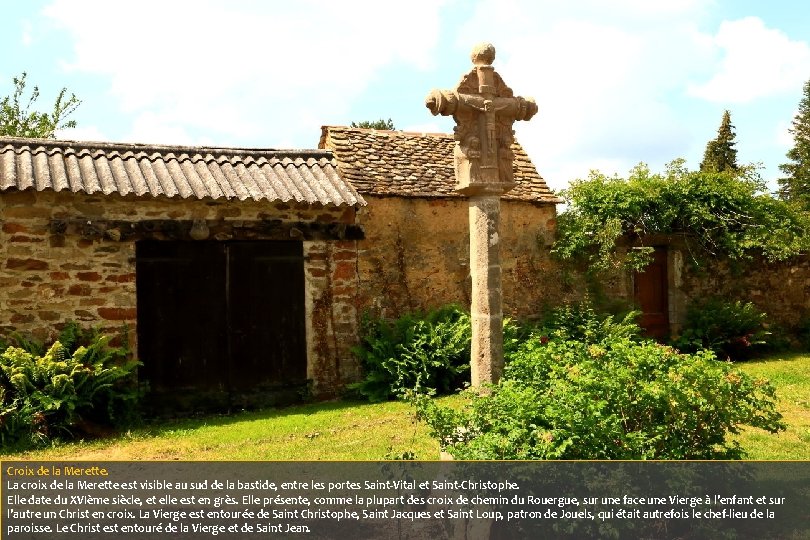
[426,43,537,387]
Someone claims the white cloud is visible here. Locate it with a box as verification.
[776,117,795,148]
[688,17,810,103]
[21,21,32,46]
[400,122,444,134]
[56,124,107,141]
[126,112,198,146]
[37,0,805,194]
[451,0,713,189]
[42,0,447,146]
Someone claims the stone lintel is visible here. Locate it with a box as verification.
[47,218,365,242]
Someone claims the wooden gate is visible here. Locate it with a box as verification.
[136,241,307,412]
[633,247,670,339]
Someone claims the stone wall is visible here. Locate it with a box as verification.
[354,195,565,321]
[676,252,810,332]
[596,245,810,338]
[0,188,360,396]
[303,240,361,394]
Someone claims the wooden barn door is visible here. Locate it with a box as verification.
[136,241,306,411]
[226,242,307,393]
[633,247,670,339]
[136,242,228,399]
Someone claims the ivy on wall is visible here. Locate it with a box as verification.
[552,160,810,274]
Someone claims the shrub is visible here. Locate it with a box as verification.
[0,331,45,356]
[413,335,784,460]
[348,306,472,402]
[672,298,770,359]
[539,301,641,344]
[0,326,140,449]
[553,162,810,274]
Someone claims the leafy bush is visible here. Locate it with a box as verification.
[672,298,770,359]
[348,306,472,402]
[0,325,140,449]
[539,301,641,344]
[0,331,45,356]
[413,335,784,460]
[553,161,810,274]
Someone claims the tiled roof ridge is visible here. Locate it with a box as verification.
[320,125,561,204]
[0,135,330,160]
[323,126,453,138]
[0,136,364,206]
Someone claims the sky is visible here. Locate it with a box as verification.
[2,0,809,194]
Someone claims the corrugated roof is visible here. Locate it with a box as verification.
[0,136,365,207]
[319,126,560,203]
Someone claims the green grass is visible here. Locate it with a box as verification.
[4,399,446,461]
[3,354,809,461]
[734,352,810,460]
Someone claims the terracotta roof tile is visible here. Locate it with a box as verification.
[318,126,559,203]
[0,137,365,207]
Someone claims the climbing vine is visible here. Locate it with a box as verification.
[552,160,810,273]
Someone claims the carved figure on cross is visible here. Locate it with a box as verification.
[426,42,537,196]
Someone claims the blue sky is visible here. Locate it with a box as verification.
[2,0,808,193]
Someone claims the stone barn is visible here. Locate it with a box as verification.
[0,128,561,411]
[0,137,365,410]
[320,126,562,321]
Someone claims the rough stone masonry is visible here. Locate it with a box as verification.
[426,43,538,387]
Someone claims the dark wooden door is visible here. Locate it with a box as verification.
[633,247,669,339]
[136,241,306,410]
[136,241,228,396]
[227,242,307,391]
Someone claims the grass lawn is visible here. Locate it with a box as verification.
[3,354,809,461]
[734,352,810,460]
[3,399,444,461]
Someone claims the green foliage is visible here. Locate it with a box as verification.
[539,300,641,344]
[672,298,770,360]
[0,331,44,356]
[700,110,739,173]
[413,333,785,460]
[350,118,395,130]
[553,161,810,273]
[779,79,810,208]
[0,326,140,449]
[382,447,418,460]
[348,306,472,402]
[0,72,80,139]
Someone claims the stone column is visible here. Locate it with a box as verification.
[469,195,503,384]
[426,43,537,388]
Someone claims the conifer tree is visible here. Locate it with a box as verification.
[700,110,738,173]
[778,79,810,207]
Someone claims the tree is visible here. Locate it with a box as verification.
[350,118,395,130]
[778,79,810,207]
[0,72,80,139]
[700,110,738,173]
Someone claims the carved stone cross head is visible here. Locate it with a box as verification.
[426,43,537,197]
